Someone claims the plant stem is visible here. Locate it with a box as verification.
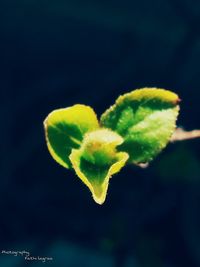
[170,128,200,142]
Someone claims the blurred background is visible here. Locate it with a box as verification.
[0,0,200,266]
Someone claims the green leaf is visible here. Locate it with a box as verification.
[100,88,180,163]
[44,104,99,169]
[69,129,129,204]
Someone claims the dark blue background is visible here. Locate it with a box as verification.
[0,0,200,266]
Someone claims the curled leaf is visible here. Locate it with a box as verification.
[69,129,129,204]
[44,104,99,168]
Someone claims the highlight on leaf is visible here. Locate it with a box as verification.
[69,129,129,204]
[100,88,180,164]
[44,104,99,169]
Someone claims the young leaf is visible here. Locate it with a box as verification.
[100,88,180,164]
[69,129,129,204]
[44,104,99,169]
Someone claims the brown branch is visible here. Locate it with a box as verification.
[171,128,200,142]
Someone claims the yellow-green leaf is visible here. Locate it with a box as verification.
[44,104,99,168]
[100,88,180,163]
[69,129,129,204]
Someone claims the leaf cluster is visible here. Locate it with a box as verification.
[44,88,180,204]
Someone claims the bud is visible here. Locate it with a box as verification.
[81,129,123,166]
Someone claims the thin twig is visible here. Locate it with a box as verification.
[171,128,200,142]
